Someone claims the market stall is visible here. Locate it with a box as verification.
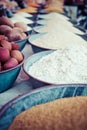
[0,0,87,130]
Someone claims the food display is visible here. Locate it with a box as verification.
[0,1,87,130]
[30,12,85,52]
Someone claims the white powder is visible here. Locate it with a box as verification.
[35,14,83,34]
[10,13,33,24]
[29,30,86,49]
[11,17,33,24]
[28,44,87,84]
[34,22,83,34]
[37,19,48,25]
[37,12,69,20]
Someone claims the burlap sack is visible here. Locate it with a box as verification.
[45,0,64,13]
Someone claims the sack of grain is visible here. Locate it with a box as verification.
[45,0,64,13]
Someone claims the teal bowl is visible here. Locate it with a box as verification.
[0,84,87,130]
[0,57,24,93]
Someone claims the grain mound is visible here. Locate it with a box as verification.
[28,44,87,84]
[9,96,87,130]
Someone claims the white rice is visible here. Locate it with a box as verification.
[28,44,87,84]
[29,30,86,49]
[37,12,69,20]
[10,17,33,24]
[33,23,83,34]
[35,12,83,35]
[35,14,83,34]
[36,19,48,25]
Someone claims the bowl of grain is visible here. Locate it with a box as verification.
[0,84,87,130]
[23,44,87,88]
[28,27,85,53]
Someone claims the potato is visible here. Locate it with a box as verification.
[0,35,8,41]
[0,16,14,28]
[0,25,12,35]
[0,47,10,62]
[13,27,23,33]
[21,32,27,39]
[3,58,18,70]
[7,30,23,42]
[11,50,23,63]
[14,22,27,32]
[11,42,20,50]
[0,40,12,51]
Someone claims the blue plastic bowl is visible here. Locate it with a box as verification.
[0,56,24,93]
[0,84,87,130]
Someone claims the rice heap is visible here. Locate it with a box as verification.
[35,12,83,34]
[37,12,69,20]
[29,30,86,49]
[28,44,87,84]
